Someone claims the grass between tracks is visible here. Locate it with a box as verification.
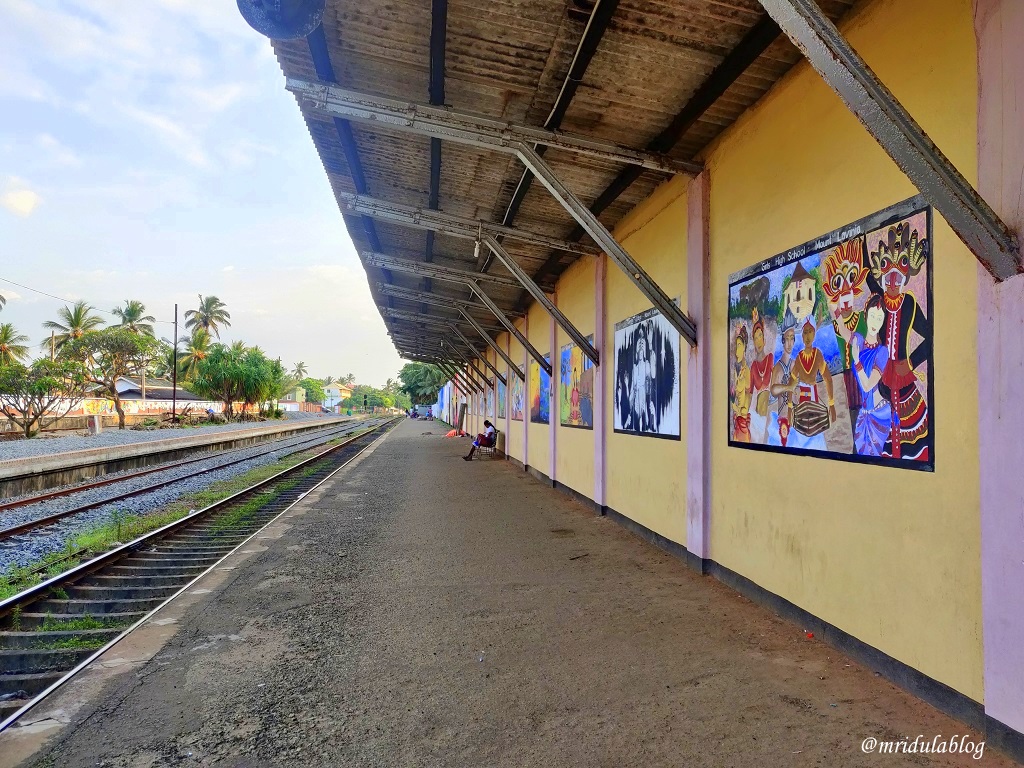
[0,427,374,602]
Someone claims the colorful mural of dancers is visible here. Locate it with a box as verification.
[727,198,932,469]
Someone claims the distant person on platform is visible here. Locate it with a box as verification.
[463,420,496,461]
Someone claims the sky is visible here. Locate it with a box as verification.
[0,0,403,386]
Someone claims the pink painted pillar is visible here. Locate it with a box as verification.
[503,333,511,450]
[976,0,1024,738]
[594,254,607,508]
[685,171,711,564]
[549,292,557,484]
[522,316,529,468]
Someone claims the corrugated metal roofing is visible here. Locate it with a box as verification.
[271,0,855,357]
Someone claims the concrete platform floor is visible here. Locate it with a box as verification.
[9,419,1013,767]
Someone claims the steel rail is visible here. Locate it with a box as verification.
[0,418,399,733]
[0,421,373,542]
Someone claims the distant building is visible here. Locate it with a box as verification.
[115,377,203,401]
[323,383,353,410]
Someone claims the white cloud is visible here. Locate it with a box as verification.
[116,103,208,168]
[36,133,81,167]
[222,266,235,272]
[0,290,23,302]
[1,178,42,217]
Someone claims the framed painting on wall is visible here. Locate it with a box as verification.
[497,373,507,419]
[560,335,594,429]
[511,370,524,421]
[529,355,551,424]
[727,195,933,471]
[613,307,681,438]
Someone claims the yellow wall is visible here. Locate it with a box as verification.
[526,301,551,473]
[705,0,982,699]
[505,326,526,464]
[554,256,597,496]
[604,177,689,546]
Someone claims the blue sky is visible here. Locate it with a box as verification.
[0,0,401,385]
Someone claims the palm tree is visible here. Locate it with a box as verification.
[42,300,104,354]
[112,300,156,336]
[178,328,212,380]
[0,323,30,365]
[339,372,355,386]
[0,293,6,312]
[292,361,308,379]
[184,294,231,339]
[322,375,336,386]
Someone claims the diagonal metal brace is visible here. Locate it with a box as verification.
[458,312,525,381]
[449,325,507,387]
[482,233,599,365]
[758,0,1021,281]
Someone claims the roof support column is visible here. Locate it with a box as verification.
[481,234,599,364]
[593,253,607,509]
[549,293,557,485]
[757,0,1021,280]
[976,0,1024,751]
[514,143,698,347]
[685,171,711,568]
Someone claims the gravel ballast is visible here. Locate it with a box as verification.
[0,421,377,574]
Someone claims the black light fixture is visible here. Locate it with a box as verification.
[236,0,326,39]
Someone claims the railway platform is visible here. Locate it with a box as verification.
[0,416,359,498]
[1,418,1011,767]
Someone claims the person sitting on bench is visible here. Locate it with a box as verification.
[463,420,496,461]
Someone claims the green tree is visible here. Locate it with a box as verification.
[0,358,88,438]
[339,372,355,386]
[178,328,212,381]
[291,361,308,379]
[191,344,283,419]
[298,377,326,405]
[42,300,104,354]
[112,300,156,336]
[322,375,336,386]
[0,293,5,312]
[63,328,161,430]
[398,362,448,404]
[0,323,31,365]
[184,294,231,339]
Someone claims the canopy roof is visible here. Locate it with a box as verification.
[271,0,855,357]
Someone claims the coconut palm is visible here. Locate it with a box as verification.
[41,300,104,353]
[292,361,308,379]
[0,323,30,365]
[184,294,231,339]
[112,299,156,336]
[322,375,336,386]
[0,293,6,312]
[339,372,355,386]
[178,328,212,381]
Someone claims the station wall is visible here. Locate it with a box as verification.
[449,0,996,721]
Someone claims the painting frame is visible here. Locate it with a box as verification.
[613,305,682,440]
[560,335,595,430]
[726,195,935,472]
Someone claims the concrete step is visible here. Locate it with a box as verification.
[106,564,209,577]
[32,597,164,615]
[78,574,194,589]
[0,629,120,650]
[0,670,63,697]
[16,612,143,630]
[0,646,94,675]
[67,584,180,601]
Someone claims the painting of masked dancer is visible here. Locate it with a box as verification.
[728,196,933,470]
[497,374,507,420]
[613,306,680,438]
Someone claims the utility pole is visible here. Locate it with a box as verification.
[171,303,178,424]
[49,332,54,361]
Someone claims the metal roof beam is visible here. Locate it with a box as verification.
[758,0,1021,280]
[376,283,525,318]
[341,193,598,256]
[289,79,702,175]
[380,307,503,333]
[457,312,524,382]
[462,283,550,376]
[362,252,522,289]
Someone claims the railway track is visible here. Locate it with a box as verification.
[0,417,398,729]
[0,419,379,542]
